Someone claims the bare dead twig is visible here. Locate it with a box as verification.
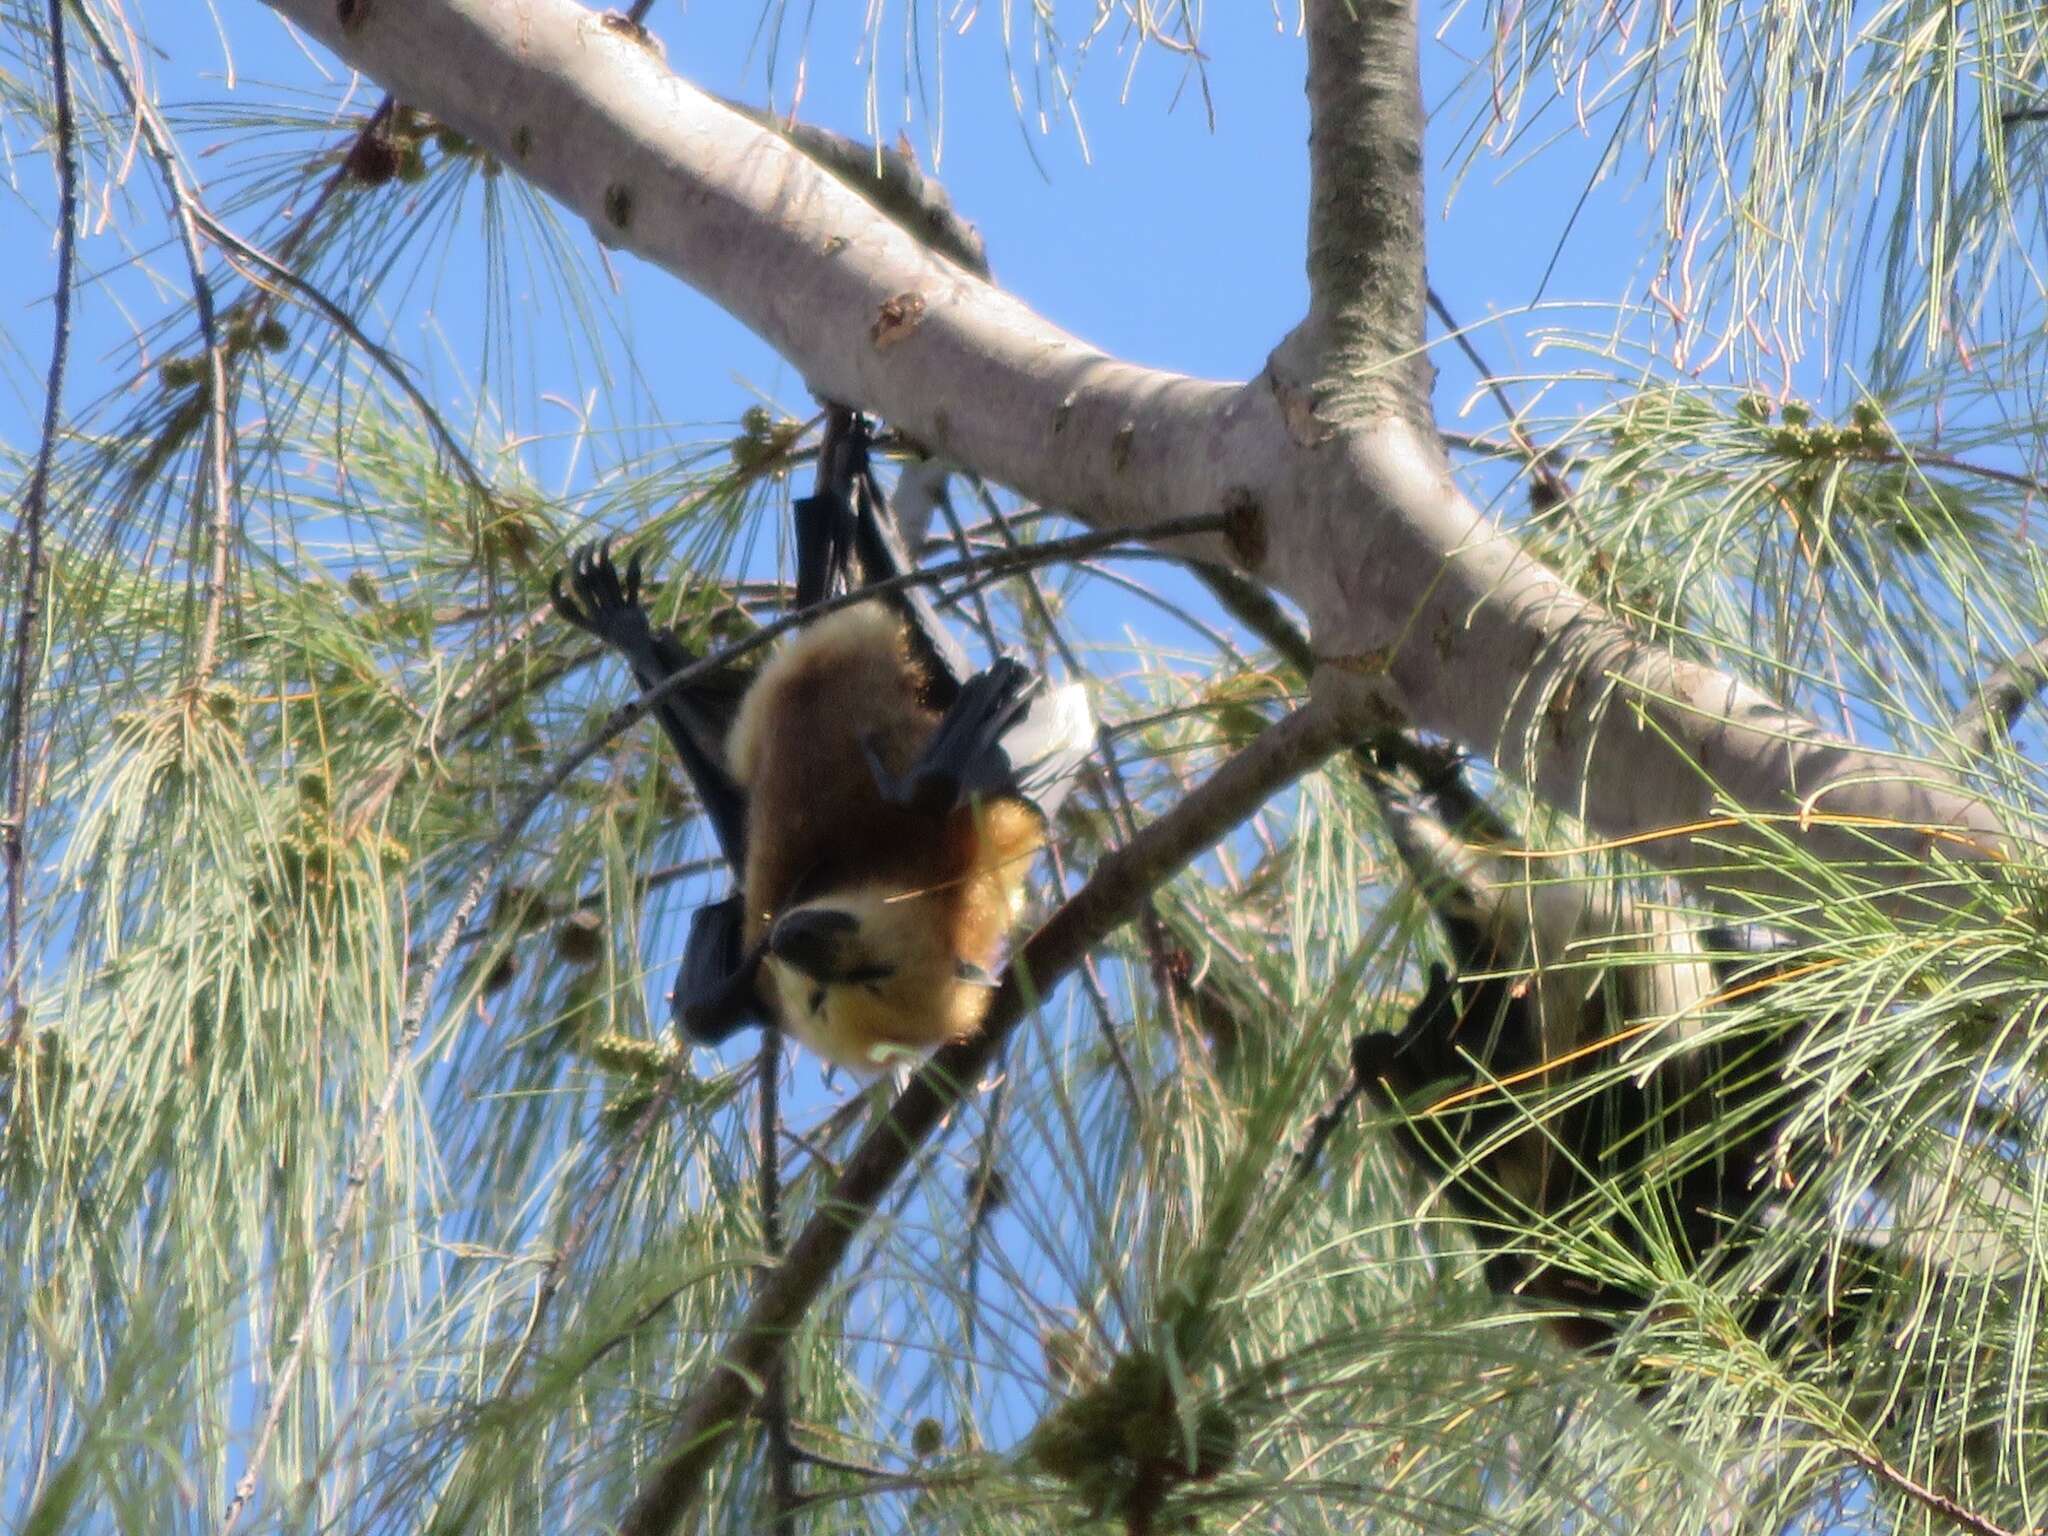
[1838,1442,2024,1536]
[1425,287,1583,535]
[756,1030,799,1534]
[4,0,79,1039]
[67,4,237,688]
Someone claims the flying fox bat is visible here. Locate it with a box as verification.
[1350,771,1793,1345]
[1352,755,2034,1384]
[552,413,1092,1066]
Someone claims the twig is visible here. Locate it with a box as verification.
[217,514,1227,1534]
[449,857,732,951]
[1290,1058,1373,1182]
[487,1070,682,1398]
[1952,637,2048,760]
[95,59,388,689]
[926,480,1002,652]
[1837,1443,2024,1536]
[188,204,495,507]
[617,695,1354,1536]
[67,4,236,688]
[756,1029,799,1535]
[4,0,79,1039]
[1425,286,1582,534]
[1862,446,2046,498]
[342,601,560,841]
[385,1057,687,1526]
[960,1045,1012,1366]
[275,97,397,268]
[1189,560,1315,676]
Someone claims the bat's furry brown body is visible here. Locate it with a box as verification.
[729,604,1048,1065]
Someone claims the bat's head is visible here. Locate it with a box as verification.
[761,884,998,1068]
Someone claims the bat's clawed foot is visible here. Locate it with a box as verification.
[1350,962,1465,1099]
[551,540,653,646]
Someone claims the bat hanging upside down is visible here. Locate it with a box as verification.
[552,416,1091,1066]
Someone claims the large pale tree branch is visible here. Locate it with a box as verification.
[254,0,2003,906]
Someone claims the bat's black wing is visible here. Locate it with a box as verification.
[553,544,766,1044]
[552,543,749,872]
[859,655,1093,825]
[672,893,761,1044]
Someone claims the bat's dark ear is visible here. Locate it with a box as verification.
[672,895,766,1044]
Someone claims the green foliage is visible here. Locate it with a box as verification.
[1026,1347,1236,1526]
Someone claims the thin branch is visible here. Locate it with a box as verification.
[66,2,236,688]
[188,204,496,507]
[490,1068,680,1395]
[84,54,389,689]
[1441,428,1590,474]
[342,601,559,841]
[1875,446,2048,498]
[216,516,1226,1534]
[755,1028,799,1536]
[4,0,79,1039]
[1290,1060,1372,1182]
[960,1044,1012,1366]
[1424,286,1583,536]
[1838,1443,2024,1536]
[617,694,1355,1536]
[1951,637,2048,759]
[925,478,1002,652]
[275,96,396,268]
[1188,560,1316,676]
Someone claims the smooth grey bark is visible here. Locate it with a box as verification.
[1275,0,1435,431]
[253,0,2005,909]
